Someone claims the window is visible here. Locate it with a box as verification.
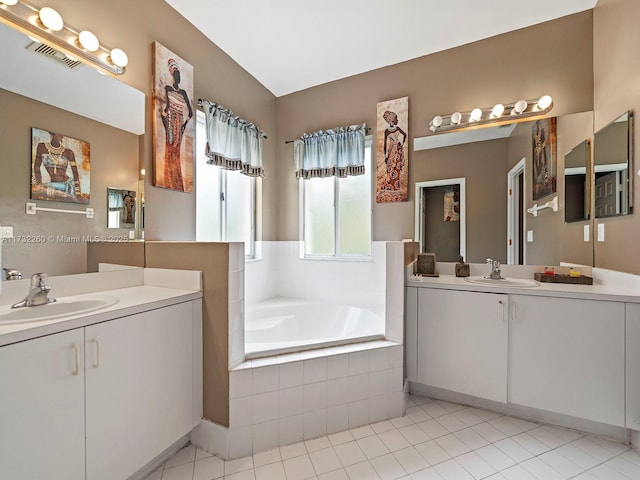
[195,110,257,257]
[300,139,372,258]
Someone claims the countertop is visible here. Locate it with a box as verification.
[406,274,640,303]
[0,283,202,348]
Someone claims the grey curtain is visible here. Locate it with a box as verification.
[294,123,366,179]
[201,100,265,177]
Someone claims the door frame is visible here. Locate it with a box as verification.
[507,158,526,264]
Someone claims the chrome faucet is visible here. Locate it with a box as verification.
[485,258,504,280]
[11,273,56,308]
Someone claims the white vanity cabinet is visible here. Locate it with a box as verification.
[0,329,86,480]
[509,295,625,427]
[0,298,201,480]
[416,288,508,403]
[625,303,640,429]
[86,301,197,480]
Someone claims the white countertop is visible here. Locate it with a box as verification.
[0,268,202,347]
[407,274,640,303]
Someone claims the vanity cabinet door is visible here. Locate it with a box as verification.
[509,295,625,427]
[0,329,85,480]
[405,286,418,382]
[417,289,508,402]
[625,303,640,429]
[85,301,195,480]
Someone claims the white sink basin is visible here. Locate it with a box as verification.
[0,294,119,324]
[464,276,540,288]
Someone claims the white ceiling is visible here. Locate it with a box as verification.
[166,0,597,98]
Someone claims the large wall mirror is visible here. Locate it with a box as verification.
[594,111,633,218]
[564,139,591,223]
[413,111,594,267]
[0,21,145,277]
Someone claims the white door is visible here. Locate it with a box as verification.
[85,302,194,480]
[417,289,508,402]
[509,295,625,426]
[0,329,85,480]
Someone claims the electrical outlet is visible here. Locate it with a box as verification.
[527,230,534,242]
[584,224,590,242]
[597,223,605,242]
[0,226,14,238]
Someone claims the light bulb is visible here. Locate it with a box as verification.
[0,0,19,6]
[491,103,505,118]
[431,115,443,128]
[514,100,528,114]
[109,48,128,68]
[451,112,462,125]
[469,108,482,122]
[78,30,99,52]
[39,7,63,31]
[537,95,553,110]
[140,168,146,176]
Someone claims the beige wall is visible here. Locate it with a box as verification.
[0,89,139,276]
[275,11,594,242]
[593,0,640,273]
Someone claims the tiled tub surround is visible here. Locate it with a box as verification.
[191,342,406,459]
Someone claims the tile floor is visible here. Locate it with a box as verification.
[145,395,640,480]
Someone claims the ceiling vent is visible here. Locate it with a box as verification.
[26,41,83,71]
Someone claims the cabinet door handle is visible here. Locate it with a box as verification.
[71,343,80,376]
[92,339,101,368]
[498,300,505,322]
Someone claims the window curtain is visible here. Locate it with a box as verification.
[294,123,366,179]
[201,99,265,177]
[108,189,123,211]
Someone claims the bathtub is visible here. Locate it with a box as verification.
[245,297,385,359]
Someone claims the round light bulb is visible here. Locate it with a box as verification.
[514,100,528,114]
[1,0,20,6]
[109,48,128,68]
[470,108,483,122]
[431,115,443,128]
[140,168,146,176]
[537,95,553,110]
[450,112,462,125]
[39,7,63,31]
[78,30,99,52]
[491,103,505,118]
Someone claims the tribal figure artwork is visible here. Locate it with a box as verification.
[376,97,409,202]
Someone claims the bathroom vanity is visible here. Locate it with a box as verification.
[0,267,203,480]
[406,273,640,440]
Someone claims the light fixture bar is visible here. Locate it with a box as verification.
[428,96,554,134]
[0,0,127,75]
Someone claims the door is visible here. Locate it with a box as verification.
[417,289,508,402]
[0,329,85,480]
[509,295,625,426]
[85,302,194,480]
[595,171,618,217]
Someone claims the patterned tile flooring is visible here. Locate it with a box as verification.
[145,395,640,480]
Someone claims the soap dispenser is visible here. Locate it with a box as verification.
[455,255,470,277]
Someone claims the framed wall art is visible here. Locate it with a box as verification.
[152,41,195,192]
[532,117,557,200]
[376,96,409,203]
[31,127,90,204]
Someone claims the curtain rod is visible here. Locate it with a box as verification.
[284,127,371,144]
[197,98,268,139]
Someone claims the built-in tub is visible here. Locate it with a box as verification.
[245,297,385,359]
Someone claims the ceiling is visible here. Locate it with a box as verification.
[165,0,597,98]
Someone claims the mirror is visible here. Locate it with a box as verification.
[107,188,136,229]
[415,178,466,262]
[564,140,591,223]
[594,111,633,218]
[413,111,594,266]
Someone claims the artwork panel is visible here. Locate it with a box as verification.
[152,41,195,193]
[532,117,557,201]
[30,127,90,205]
[376,96,409,203]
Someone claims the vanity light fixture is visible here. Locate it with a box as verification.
[428,95,554,134]
[0,0,128,75]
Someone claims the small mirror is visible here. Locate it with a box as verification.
[564,139,591,223]
[107,188,136,229]
[415,178,466,262]
[594,111,633,218]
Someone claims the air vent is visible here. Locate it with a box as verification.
[26,41,83,70]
